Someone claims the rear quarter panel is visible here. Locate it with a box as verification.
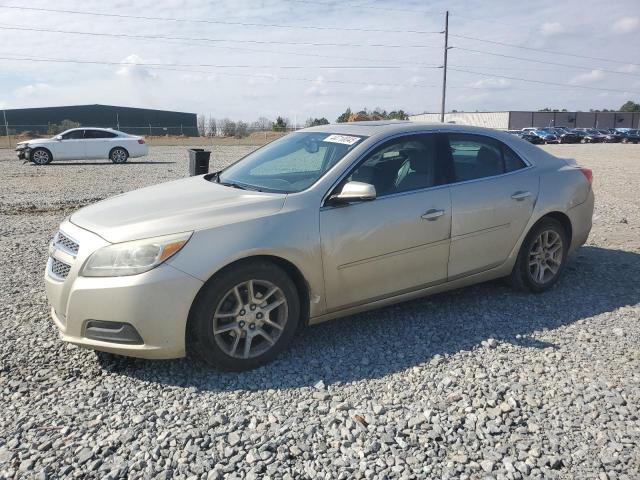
[509,155,592,260]
[121,138,148,158]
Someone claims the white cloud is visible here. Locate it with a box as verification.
[540,22,564,36]
[116,54,155,80]
[569,69,605,85]
[360,84,403,94]
[247,73,278,85]
[408,75,427,86]
[468,78,511,90]
[14,83,53,98]
[618,64,638,73]
[612,16,639,34]
[305,76,329,96]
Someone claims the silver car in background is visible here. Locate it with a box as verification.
[44,121,594,370]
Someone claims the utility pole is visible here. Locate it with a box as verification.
[440,10,449,123]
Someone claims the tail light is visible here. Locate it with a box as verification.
[138,139,146,144]
[579,167,593,184]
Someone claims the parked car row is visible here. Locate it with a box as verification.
[507,127,640,144]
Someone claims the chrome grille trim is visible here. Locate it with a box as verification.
[50,258,71,280]
[54,231,80,257]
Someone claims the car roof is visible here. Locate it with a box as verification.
[65,127,117,132]
[300,120,520,138]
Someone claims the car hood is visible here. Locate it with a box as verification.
[16,138,53,147]
[70,175,287,243]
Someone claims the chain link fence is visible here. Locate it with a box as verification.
[0,123,294,149]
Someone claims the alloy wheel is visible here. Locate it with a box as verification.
[212,280,288,359]
[32,150,50,165]
[528,230,563,285]
[112,149,127,163]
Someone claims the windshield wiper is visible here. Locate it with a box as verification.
[211,173,262,191]
[219,181,248,190]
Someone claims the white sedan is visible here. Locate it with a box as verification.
[16,128,149,165]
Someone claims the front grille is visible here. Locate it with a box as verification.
[51,258,71,279]
[55,231,79,256]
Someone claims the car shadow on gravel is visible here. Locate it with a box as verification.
[99,246,640,391]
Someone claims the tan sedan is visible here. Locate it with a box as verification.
[45,122,594,370]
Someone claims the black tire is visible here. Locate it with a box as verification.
[110,147,129,163]
[30,147,52,165]
[189,261,300,371]
[510,218,568,293]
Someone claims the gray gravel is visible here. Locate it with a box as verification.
[1,144,639,479]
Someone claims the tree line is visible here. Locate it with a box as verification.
[196,107,409,138]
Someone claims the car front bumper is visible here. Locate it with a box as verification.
[44,221,203,359]
[16,147,30,160]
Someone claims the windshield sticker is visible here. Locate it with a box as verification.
[323,134,361,146]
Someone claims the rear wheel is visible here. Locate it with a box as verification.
[30,148,52,165]
[110,147,129,163]
[189,261,300,371]
[510,218,568,293]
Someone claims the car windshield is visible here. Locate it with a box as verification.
[216,131,366,193]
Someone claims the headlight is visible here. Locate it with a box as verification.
[80,232,192,277]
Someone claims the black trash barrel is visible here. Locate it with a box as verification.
[188,148,211,176]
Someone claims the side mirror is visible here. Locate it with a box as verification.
[55,135,63,140]
[329,181,376,205]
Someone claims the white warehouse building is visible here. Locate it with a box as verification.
[409,111,640,130]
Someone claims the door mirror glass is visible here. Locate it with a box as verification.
[331,181,376,204]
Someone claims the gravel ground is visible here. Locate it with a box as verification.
[0,144,639,479]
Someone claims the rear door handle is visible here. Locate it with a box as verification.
[421,209,445,221]
[511,191,532,201]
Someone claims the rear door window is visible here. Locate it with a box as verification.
[445,133,527,182]
[85,130,117,139]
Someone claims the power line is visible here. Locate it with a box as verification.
[0,4,442,34]
[0,24,442,50]
[450,34,640,66]
[0,55,441,70]
[0,53,442,88]
[285,0,445,16]
[0,24,435,66]
[452,46,640,77]
[448,67,640,94]
[0,52,598,94]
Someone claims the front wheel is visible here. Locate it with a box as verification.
[30,148,52,165]
[189,261,300,371]
[510,218,568,293]
[110,147,129,163]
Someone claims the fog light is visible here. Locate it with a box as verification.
[83,320,143,345]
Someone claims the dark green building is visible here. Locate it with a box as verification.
[3,104,198,136]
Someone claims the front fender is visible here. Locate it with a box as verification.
[167,203,326,318]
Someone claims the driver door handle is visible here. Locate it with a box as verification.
[421,209,445,221]
[511,191,532,201]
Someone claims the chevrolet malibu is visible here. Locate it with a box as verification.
[45,122,594,371]
[16,127,148,164]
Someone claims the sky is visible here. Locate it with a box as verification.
[0,0,639,124]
